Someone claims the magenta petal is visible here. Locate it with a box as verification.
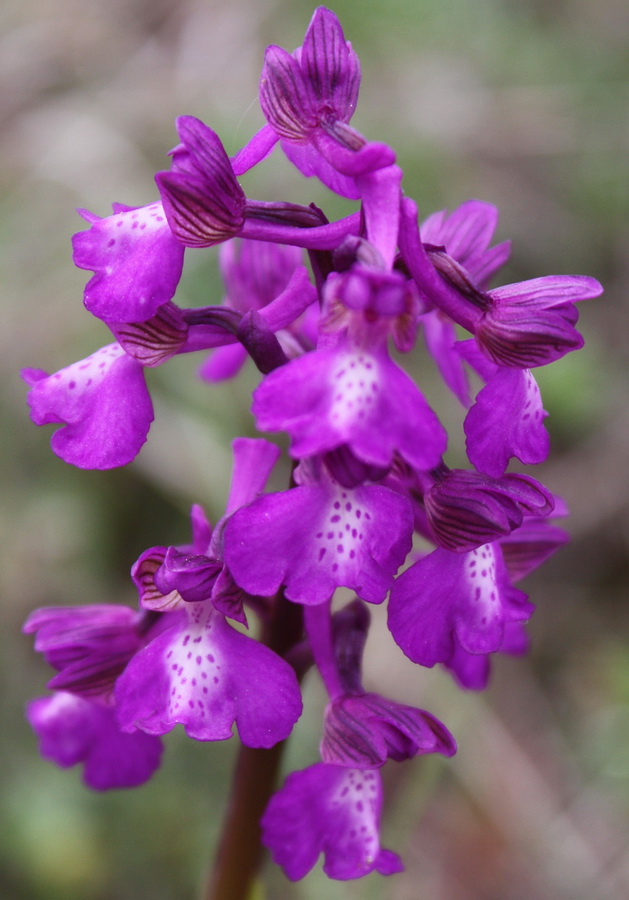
[420,199,509,285]
[356,165,402,270]
[281,140,361,198]
[388,544,532,667]
[115,604,302,747]
[27,692,163,790]
[300,7,360,115]
[24,603,142,700]
[321,692,456,767]
[445,621,530,690]
[24,344,153,469]
[219,238,304,312]
[156,117,246,248]
[224,437,281,516]
[260,45,316,140]
[313,130,396,177]
[72,202,184,323]
[252,343,446,470]
[465,368,550,476]
[499,516,570,582]
[224,480,412,605]
[261,763,403,881]
[199,344,248,382]
[479,275,603,368]
[422,310,471,407]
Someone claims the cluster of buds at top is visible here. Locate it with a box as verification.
[23,7,600,884]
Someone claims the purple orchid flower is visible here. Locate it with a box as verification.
[441,504,569,689]
[388,541,533,669]
[302,599,456,767]
[156,116,247,248]
[72,202,185,324]
[22,343,154,469]
[251,260,446,472]
[223,458,413,605]
[114,598,302,747]
[418,199,511,405]
[400,197,603,370]
[321,691,455,768]
[157,114,366,254]
[27,692,163,790]
[113,438,302,747]
[261,763,403,880]
[23,604,157,700]
[252,8,395,194]
[233,8,403,266]
[251,342,447,471]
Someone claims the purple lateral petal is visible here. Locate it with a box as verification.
[499,516,570,582]
[321,692,456,767]
[260,45,317,141]
[420,200,497,256]
[465,367,550,476]
[224,480,413,605]
[478,275,603,368]
[72,203,184,323]
[300,7,360,116]
[420,199,509,286]
[23,344,153,469]
[422,310,471,406]
[24,604,139,667]
[156,117,246,247]
[153,547,222,603]
[115,603,302,747]
[190,503,213,553]
[27,692,163,790]
[388,544,532,667]
[219,238,303,312]
[252,342,446,470]
[210,567,248,626]
[261,763,403,881]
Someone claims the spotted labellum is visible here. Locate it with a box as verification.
[22,6,599,894]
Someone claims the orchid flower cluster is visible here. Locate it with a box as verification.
[23,7,601,886]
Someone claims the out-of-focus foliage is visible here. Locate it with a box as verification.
[2,1,629,898]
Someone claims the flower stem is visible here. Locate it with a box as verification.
[204,593,303,900]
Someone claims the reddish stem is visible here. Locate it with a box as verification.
[204,593,303,900]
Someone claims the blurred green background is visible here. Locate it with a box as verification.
[2,0,629,898]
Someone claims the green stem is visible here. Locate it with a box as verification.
[204,594,303,900]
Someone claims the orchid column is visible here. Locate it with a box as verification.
[22,8,601,899]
